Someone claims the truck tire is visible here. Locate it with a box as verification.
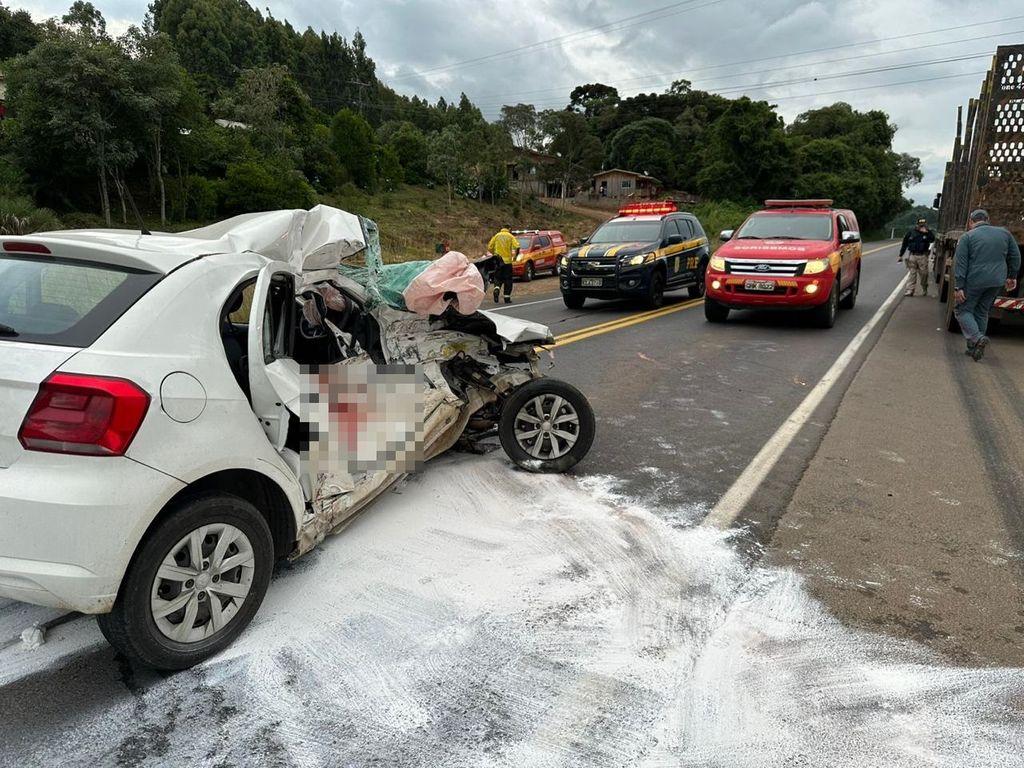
[704,297,729,323]
[812,281,839,328]
[499,378,595,474]
[524,262,535,282]
[563,292,585,310]
[97,492,274,670]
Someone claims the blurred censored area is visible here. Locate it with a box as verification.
[299,362,426,476]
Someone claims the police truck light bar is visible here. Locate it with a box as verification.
[618,200,677,216]
[764,199,833,209]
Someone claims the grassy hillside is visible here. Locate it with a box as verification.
[327,185,599,263]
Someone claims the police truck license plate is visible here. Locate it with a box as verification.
[744,280,775,291]
[581,278,603,287]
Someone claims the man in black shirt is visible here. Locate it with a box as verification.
[899,218,936,297]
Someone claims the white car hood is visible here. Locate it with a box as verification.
[477,310,554,345]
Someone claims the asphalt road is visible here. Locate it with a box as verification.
[11,239,979,768]
[493,239,907,522]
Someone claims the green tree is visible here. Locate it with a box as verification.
[377,144,403,192]
[62,1,107,38]
[540,109,603,203]
[568,83,619,119]
[330,108,377,190]
[377,120,429,183]
[607,117,679,181]
[6,26,146,225]
[122,26,201,225]
[427,126,463,206]
[216,65,314,159]
[153,0,265,95]
[0,2,39,58]
[696,98,791,203]
[222,159,316,212]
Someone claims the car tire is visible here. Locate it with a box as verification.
[563,292,585,310]
[499,378,595,474]
[524,262,535,282]
[687,263,707,299]
[812,280,839,328]
[645,271,665,309]
[839,266,859,309]
[97,492,274,671]
[704,297,729,323]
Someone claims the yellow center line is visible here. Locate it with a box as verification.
[545,298,703,349]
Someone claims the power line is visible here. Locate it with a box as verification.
[470,48,999,112]
[765,69,988,103]
[388,0,729,81]
[467,22,1024,106]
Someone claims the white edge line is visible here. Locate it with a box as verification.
[703,269,909,529]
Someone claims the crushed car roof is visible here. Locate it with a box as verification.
[7,206,367,275]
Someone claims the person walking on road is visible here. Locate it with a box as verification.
[954,209,1021,361]
[487,225,520,304]
[899,218,935,297]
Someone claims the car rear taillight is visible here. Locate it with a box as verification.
[18,373,150,456]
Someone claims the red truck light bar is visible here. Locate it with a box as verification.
[618,201,677,216]
[764,199,833,209]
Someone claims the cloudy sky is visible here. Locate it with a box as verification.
[13,0,1024,203]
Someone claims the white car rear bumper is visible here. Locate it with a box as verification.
[0,453,184,614]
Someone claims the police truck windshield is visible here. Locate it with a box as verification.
[736,214,833,241]
[589,220,664,244]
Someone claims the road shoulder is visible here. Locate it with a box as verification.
[766,293,1024,666]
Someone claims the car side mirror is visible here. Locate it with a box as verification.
[664,234,684,246]
[577,236,589,246]
[841,230,860,244]
[720,230,734,242]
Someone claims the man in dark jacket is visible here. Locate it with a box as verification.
[954,209,1022,361]
[899,218,935,296]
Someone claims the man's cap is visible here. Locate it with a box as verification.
[917,218,927,225]
[970,209,989,222]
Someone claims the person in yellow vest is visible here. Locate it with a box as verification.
[487,225,520,304]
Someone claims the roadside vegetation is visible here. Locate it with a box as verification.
[0,0,921,257]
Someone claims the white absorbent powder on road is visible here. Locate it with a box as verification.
[0,454,1020,767]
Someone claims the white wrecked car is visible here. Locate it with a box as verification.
[0,206,594,669]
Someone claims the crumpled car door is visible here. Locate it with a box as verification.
[247,261,298,450]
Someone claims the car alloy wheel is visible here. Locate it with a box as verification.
[525,262,535,282]
[150,523,256,643]
[514,393,580,460]
[499,379,595,473]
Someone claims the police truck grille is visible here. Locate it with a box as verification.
[725,259,805,277]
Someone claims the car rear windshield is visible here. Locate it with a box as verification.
[0,255,161,347]
[589,220,663,244]
[736,214,833,241]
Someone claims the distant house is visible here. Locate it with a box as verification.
[591,169,661,201]
[507,148,564,198]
